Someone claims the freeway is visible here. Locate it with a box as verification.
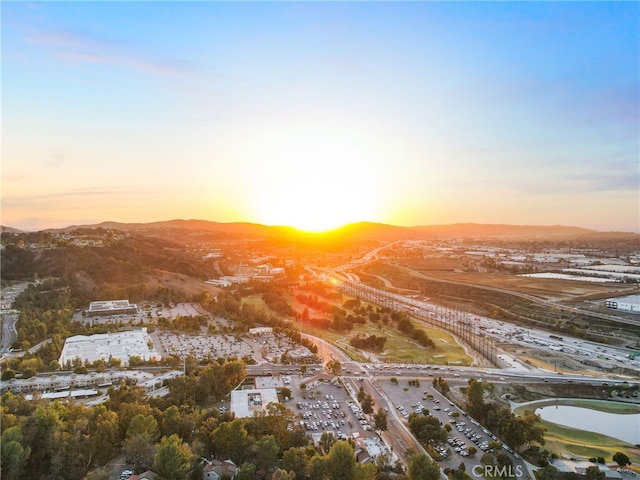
[391,263,640,328]
[329,276,640,375]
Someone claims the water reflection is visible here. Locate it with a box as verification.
[536,405,640,445]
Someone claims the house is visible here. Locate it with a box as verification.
[203,459,238,480]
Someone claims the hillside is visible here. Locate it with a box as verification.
[22,219,631,241]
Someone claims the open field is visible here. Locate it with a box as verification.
[243,293,471,365]
[542,421,640,466]
[392,257,635,301]
[148,271,223,298]
[358,262,640,343]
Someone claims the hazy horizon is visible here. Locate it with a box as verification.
[4,217,638,236]
[2,2,639,233]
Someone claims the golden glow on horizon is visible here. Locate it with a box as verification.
[247,126,381,233]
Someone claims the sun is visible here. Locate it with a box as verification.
[248,126,381,232]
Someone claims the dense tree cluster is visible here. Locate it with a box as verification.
[11,280,86,354]
[464,379,545,453]
[1,382,390,480]
[396,314,435,348]
[296,294,333,314]
[407,413,448,447]
[349,334,387,352]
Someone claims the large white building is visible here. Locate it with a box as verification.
[605,294,640,314]
[59,328,159,367]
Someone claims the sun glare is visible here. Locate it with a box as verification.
[248,126,381,232]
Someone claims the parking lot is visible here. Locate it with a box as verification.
[293,377,380,446]
[380,376,520,475]
[154,331,256,362]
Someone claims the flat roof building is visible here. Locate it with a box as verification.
[605,294,640,314]
[87,299,138,317]
[59,328,159,367]
[230,388,279,418]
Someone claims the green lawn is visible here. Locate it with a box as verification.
[242,294,471,365]
[542,420,640,465]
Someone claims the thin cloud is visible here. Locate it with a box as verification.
[27,30,95,49]
[25,27,195,78]
[513,165,639,195]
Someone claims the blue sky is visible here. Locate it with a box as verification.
[2,1,638,232]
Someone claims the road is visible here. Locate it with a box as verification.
[1,314,18,353]
[300,334,442,472]
[392,262,640,328]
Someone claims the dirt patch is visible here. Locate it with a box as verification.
[146,270,222,298]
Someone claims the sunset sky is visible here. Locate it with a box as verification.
[2,2,639,232]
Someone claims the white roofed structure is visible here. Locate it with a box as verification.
[59,328,159,367]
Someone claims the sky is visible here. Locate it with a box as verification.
[2,1,639,233]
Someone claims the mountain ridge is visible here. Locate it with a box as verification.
[3,219,636,241]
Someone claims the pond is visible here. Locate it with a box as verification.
[536,405,640,444]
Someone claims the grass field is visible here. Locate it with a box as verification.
[542,421,640,466]
[242,294,471,365]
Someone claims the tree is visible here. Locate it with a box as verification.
[1,427,31,480]
[236,462,257,480]
[256,435,280,476]
[319,432,337,455]
[309,454,327,480]
[361,394,374,415]
[465,378,486,421]
[326,360,342,375]
[123,434,155,472]
[613,452,631,467]
[153,434,194,480]
[127,413,159,440]
[407,453,440,480]
[495,451,513,472]
[534,465,558,480]
[585,466,606,480]
[91,409,120,465]
[481,453,495,466]
[357,386,366,403]
[408,414,447,446]
[373,408,388,433]
[272,469,296,480]
[467,445,477,457]
[281,387,292,400]
[324,441,357,480]
[211,419,249,464]
[390,377,398,385]
[282,447,309,480]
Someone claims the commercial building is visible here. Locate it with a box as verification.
[58,328,159,367]
[230,388,279,418]
[605,294,640,314]
[86,300,138,317]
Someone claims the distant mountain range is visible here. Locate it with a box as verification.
[4,219,637,242]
